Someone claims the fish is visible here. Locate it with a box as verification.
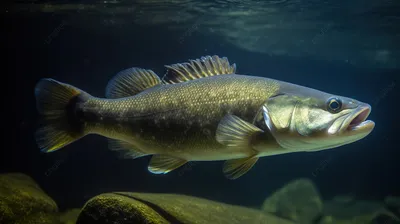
[34,55,375,179]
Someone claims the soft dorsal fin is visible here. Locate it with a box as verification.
[162,55,237,84]
[105,67,162,98]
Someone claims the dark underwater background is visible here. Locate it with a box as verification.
[4,0,400,216]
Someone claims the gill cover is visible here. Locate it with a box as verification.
[262,94,353,151]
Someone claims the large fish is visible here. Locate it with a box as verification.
[34,55,375,179]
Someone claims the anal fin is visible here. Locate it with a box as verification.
[148,155,187,174]
[108,139,149,159]
[223,156,259,180]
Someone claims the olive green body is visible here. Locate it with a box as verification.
[34,55,375,179]
[82,75,280,161]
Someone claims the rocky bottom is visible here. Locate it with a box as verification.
[0,173,398,224]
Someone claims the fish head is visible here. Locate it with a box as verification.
[262,85,375,152]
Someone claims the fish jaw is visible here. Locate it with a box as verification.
[260,93,376,152]
[323,103,375,149]
[337,104,375,135]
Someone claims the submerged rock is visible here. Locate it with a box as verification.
[0,173,80,224]
[261,178,323,224]
[385,196,400,217]
[59,208,82,224]
[14,212,63,224]
[320,199,400,224]
[0,173,58,224]
[76,192,296,224]
[386,196,400,208]
[331,194,356,204]
[261,178,399,224]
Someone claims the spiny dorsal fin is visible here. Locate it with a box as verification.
[108,139,149,159]
[162,55,236,84]
[105,67,162,98]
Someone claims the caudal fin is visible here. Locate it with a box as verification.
[34,78,89,153]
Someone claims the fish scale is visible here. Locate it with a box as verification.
[34,55,374,179]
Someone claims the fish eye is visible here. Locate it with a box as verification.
[327,97,342,113]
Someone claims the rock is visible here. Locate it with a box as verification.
[319,214,400,224]
[371,213,400,224]
[261,178,323,224]
[385,196,400,217]
[14,212,63,224]
[0,173,59,224]
[386,196,400,208]
[59,208,81,224]
[320,199,400,224]
[332,194,355,204]
[76,192,296,224]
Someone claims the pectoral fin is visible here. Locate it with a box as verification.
[223,156,259,180]
[148,155,187,174]
[216,115,263,148]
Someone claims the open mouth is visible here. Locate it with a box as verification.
[345,106,374,131]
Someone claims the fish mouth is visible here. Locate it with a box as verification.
[342,105,375,133]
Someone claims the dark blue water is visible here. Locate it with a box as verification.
[4,0,399,213]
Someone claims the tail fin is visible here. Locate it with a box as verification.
[34,78,89,153]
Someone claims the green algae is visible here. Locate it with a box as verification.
[77,192,295,224]
[0,173,58,224]
[0,173,80,224]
